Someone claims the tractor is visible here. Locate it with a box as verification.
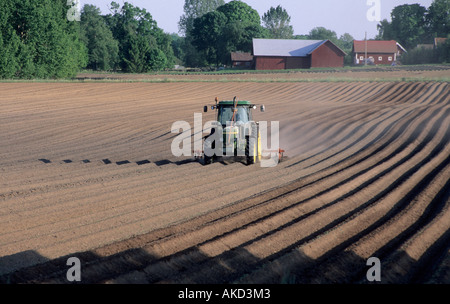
[198,97,284,166]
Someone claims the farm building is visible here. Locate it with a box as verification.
[353,40,407,65]
[434,37,447,47]
[252,38,346,70]
[230,52,253,68]
[415,38,448,51]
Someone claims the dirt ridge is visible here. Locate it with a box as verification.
[0,80,448,283]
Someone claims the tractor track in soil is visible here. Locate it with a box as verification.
[0,78,448,284]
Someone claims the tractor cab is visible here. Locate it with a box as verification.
[203,98,264,127]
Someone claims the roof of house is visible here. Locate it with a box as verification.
[253,38,346,57]
[416,44,434,50]
[353,40,406,53]
[434,37,447,46]
[231,52,253,62]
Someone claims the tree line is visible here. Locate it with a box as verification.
[376,0,449,64]
[0,0,87,79]
[0,0,175,79]
[82,2,174,72]
[0,0,448,79]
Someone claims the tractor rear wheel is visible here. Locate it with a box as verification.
[246,135,258,165]
[203,130,215,165]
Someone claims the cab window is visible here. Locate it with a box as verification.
[218,106,250,125]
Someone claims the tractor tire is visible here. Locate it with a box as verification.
[204,155,213,165]
[246,135,258,165]
[203,130,215,165]
[246,122,260,166]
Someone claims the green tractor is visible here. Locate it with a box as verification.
[201,97,265,165]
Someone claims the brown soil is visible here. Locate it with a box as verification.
[0,72,448,284]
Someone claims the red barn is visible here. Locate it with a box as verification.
[252,38,346,70]
[353,40,407,65]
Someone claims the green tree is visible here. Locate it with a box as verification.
[336,33,354,65]
[391,4,427,48]
[376,4,427,49]
[216,0,261,25]
[0,0,87,79]
[80,4,119,71]
[178,0,225,35]
[125,34,151,73]
[106,1,174,72]
[338,33,354,51]
[375,19,394,40]
[170,33,185,66]
[191,0,264,66]
[293,34,310,40]
[308,27,338,44]
[182,35,208,67]
[262,5,294,39]
[192,10,227,65]
[215,0,267,65]
[426,0,450,38]
[0,0,20,78]
[218,21,264,65]
[178,0,224,67]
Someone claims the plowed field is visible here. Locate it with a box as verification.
[0,77,449,284]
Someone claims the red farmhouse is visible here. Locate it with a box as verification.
[353,40,407,65]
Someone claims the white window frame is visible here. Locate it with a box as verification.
[388,56,393,61]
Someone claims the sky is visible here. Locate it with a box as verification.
[80,0,433,40]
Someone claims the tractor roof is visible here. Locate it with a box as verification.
[218,100,252,106]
